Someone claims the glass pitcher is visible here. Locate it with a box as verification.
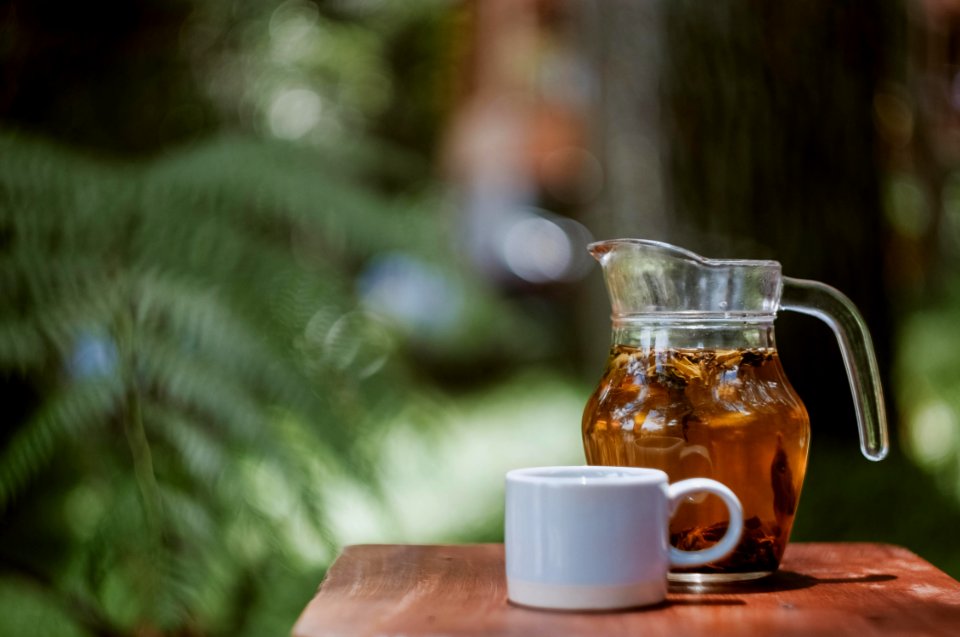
[582,239,888,583]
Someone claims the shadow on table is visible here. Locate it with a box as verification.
[510,597,750,614]
[665,598,747,607]
[669,571,897,596]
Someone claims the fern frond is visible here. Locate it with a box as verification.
[0,252,109,313]
[142,136,429,257]
[0,375,124,509]
[0,128,437,635]
[132,272,333,425]
[0,320,47,370]
[143,404,225,486]
[133,334,265,444]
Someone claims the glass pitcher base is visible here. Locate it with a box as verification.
[668,570,774,585]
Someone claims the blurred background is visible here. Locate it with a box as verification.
[3,0,960,634]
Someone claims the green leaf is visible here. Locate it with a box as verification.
[0,375,124,509]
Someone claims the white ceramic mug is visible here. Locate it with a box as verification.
[504,466,743,610]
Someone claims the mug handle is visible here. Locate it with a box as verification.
[666,478,744,568]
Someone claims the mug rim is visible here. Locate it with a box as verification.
[506,465,667,485]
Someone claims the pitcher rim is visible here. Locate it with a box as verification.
[588,238,781,269]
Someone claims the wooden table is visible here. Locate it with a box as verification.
[292,543,960,636]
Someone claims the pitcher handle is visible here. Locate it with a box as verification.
[780,277,889,460]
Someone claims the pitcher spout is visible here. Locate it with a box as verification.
[587,240,615,263]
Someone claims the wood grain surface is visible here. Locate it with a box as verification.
[292,543,960,636]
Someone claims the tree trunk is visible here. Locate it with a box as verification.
[577,0,900,445]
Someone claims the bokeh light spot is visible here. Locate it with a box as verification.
[268,87,323,140]
[502,216,573,283]
[910,401,959,467]
[359,253,464,337]
[885,176,930,239]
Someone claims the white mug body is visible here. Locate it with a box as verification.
[504,466,743,611]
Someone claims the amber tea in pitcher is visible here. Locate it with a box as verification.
[584,345,809,577]
[583,240,888,582]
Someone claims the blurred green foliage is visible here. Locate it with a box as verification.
[0,129,555,634]
[0,1,486,635]
[894,277,960,510]
[0,130,418,635]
